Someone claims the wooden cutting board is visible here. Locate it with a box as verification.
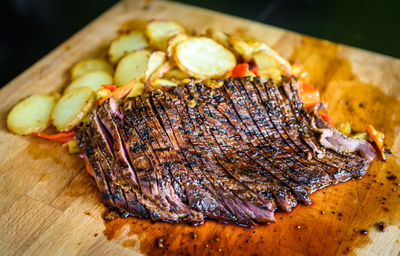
[0,0,399,255]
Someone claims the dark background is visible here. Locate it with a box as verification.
[1,0,399,87]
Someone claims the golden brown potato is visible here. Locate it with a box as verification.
[173,37,236,79]
[51,87,96,131]
[108,31,148,64]
[7,93,58,135]
[145,20,186,51]
[65,70,113,95]
[126,81,145,98]
[144,51,166,81]
[114,49,151,87]
[70,58,113,80]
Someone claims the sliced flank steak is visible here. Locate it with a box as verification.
[76,76,376,227]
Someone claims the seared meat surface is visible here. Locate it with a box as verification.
[76,77,375,227]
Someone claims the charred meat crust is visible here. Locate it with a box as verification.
[76,77,376,227]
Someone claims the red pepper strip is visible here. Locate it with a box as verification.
[366,125,386,160]
[32,131,76,143]
[298,82,315,93]
[83,157,94,178]
[318,110,335,128]
[299,82,320,108]
[102,84,117,91]
[232,63,249,78]
[250,65,259,76]
[99,79,136,105]
[300,89,320,108]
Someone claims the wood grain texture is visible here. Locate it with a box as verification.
[0,0,399,255]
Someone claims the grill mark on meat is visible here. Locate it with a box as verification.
[237,79,323,194]
[188,83,276,222]
[141,96,188,203]
[97,102,150,218]
[76,77,376,227]
[134,96,203,223]
[152,92,238,224]
[121,100,183,222]
[194,83,294,212]
[220,79,311,205]
[248,80,336,191]
[76,122,115,207]
[272,80,356,183]
[279,78,368,178]
[195,88,291,213]
[91,112,129,209]
[281,78,369,177]
[92,112,127,208]
[132,97,181,213]
[210,83,308,207]
[178,85,257,226]
[98,100,178,221]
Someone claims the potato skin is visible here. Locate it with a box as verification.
[70,58,113,80]
[108,31,149,64]
[7,93,58,135]
[51,87,96,132]
[174,37,236,79]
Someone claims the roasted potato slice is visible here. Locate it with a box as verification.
[229,36,254,61]
[149,60,173,82]
[173,37,236,79]
[7,93,58,135]
[205,28,230,48]
[108,31,148,64]
[253,51,278,70]
[151,79,177,90]
[163,68,190,80]
[144,51,166,81]
[114,49,151,87]
[167,33,188,59]
[65,70,113,95]
[252,43,291,75]
[229,36,291,75]
[51,87,96,131]
[70,58,113,80]
[259,68,282,84]
[145,20,185,51]
[126,81,145,98]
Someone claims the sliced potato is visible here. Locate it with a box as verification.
[108,31,148,64]
[144,51,166,81]
[65,70,113,95]
[149,60,173,81]
[174,37,236,79]
[167,33,188,59]
[243,38,291,75]
[230,35,291,75]
[229,36,253,61]
[253,51,278,70]
[151,79,177,90]
[70,58,113,80]
[259,68,282,84]
[114,49,151,87]
[205,28,230,48]
[51,87,96,131]
[7,93,58,135]
[145,20,186,51]
[252,44,291,75]
[163,68,189,80]
[126,81,145,98]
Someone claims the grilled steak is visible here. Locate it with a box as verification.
[76,76,376,227]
